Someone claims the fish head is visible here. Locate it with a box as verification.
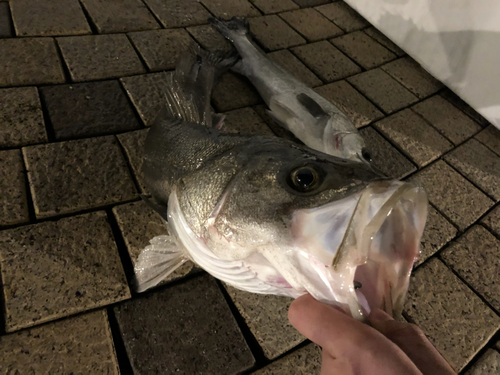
[324,130,373,165]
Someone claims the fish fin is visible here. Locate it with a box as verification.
[140,195,168,221]
[268,97,297,131]
[133,235,188,292]
[212,113,226,130]
[209,17,249,43]
[296,93,329,119]
[230,60,246,75]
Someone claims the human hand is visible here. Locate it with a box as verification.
[288,294,456,375]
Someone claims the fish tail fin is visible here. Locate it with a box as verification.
[208,17,250,42]
[133,235,188,292]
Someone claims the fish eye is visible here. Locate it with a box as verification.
[287,166,322,193]
[361,148,372,162]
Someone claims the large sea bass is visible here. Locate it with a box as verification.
[135,49,428,320]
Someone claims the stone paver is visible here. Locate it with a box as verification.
[445,139,500,201]
[0,310,119,374]
[358,126,416,179]
[224,285,305,359]
[40,80,141,141]
[0,211,130,332]
[23,136,138,218]
[0,150,29,226]
[412,95,482,145]
[374,109,453,167]
[254,344,322,374]
[268,49,322,87]
[129,29,196,72]
[200,0,260,18]
[280,8,343,42]
[58,34,145,82]
[250,0,299,14]
[212,72,262,112]
[381,57,443,99]
[481,205,500,236]
[10,0,91,37]
[409,160,493,230]
[222,107,275,136]
[0,2,13,38]
[316,1,369,32]
[291,41,361,82]
[440,88,490,127]
[114,274,255,374]
[249,15,306,51]
[475,125,500,157]
[81,0,160,33]
[0,38,65,87]
[331,31,396,70]
[314,80,383,127]
[441,225,500,313]
[364,27,405,57]
[0,87,47,148]
[465,349,500,375]
[116,129,149,194]
[186,24,233,51]
[144,0,211,28]
[404,258,500,372]
[348,69,419,114]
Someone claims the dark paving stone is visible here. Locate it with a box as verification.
[268,49,322,87]
[0,310,119,373]
[316,1,369,32]
[0,150,29,226]
[248,15,305,51]
[200,0,260,18]
[409,160,494,230]
[224,285,305,359]
[405,258,500,372]
[0,38,65,87]
[212,72,262,112]
[445,139,500,201]
[129,29,196,72]
[0,211,130,332]
[291,40,361,82]
[481,205,500,236]
[440,88,490,127]
[314,80,383,127]
[0,87,47,148]
[363,27,405,57]
[412,95,482,145]
[114,274,255,374]
[358,126,416,179]
[250,0,299,14]
[374,109,453,167]
[116,129,149,194]
[57,34,145,82]
[475,125,500,157]
[0,2,13,38]
[254,343,322,374]
[81,0,160,33]
[465,349,500,375]
[186,24,233,51]
[40,81,141,141]
[331,31,396,70]
[279,8,343,42]
[381,57,443,99]
[441,226,500,313]
[347,68,418,114]
[10,0,91,37]
[23,136,138,218]
[292,0,330,7]
[222,107,275,136]
[144,0,210,28]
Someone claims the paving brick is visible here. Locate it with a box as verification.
[409,160,493,230]
[412,95,482,145]
[186,24,233,51]
[481,205,500,236]
[116,129,149,194]
[347,69,418,114]
[81,0,160,33]
[248,15,305,51]
[40,81,141,141]
[0,2,13,38]
[363,27,405,57]
[224,285,305,359]
[0,211,130,332]
[280,8,343,42]
[316,1,369,32]
[23,136,138,218]
[404,258,500,372]
[440,88,490,127]
[374,109,453,167]
[250,0,299,14]
[114,274,255,374]
[268,49,322,87]
[0,87,47,148]
[445,139,500,201]
[0,150,29,226]
[200,0,260,18]
[0,38,65,87]
[381,57,443,99]
[465,349,500,375]
[10,0,91,37]
[222,107,275,136]
[475,125,500,157]
[144,0,210,28]
[358,126,416,179]
[57,34,145,82]
[291,41,361,82]
[254,344,322,374]
[212,72,262,112]
[0,310,119,374]
[292,0,330,7]
[129,29,196,72]
[314,80,383,127]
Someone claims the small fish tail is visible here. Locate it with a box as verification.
[208,17,249,42]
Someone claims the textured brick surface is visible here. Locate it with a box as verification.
[280,8,343,42]
[0,310,119,374]
[23,136,138,218]
[116,129,149,194]
[0,87,47,148]
[114,275,255,374]
[251,0,299,14]
[254,344,322,374]
[200,0,260,18]
[465,349,500,375]
[58,34,145,82]
[0,2,13,38]
[212,72,262,112]
[0,211,130,332]
[364,27,405,57]
[249,15,306,51]
[268,49,322,87]
[222,107,275,136]
[186,24,233,51]
[0,150,29,226]
[475,125,500,157]
[316,1,369,32]
[482,205,500,236]
[144,0,211,28]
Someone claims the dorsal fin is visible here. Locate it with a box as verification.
[296,93,329,119]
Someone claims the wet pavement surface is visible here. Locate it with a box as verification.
[0,0,499,373]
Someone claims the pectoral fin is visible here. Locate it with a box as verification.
[296,93,329,119]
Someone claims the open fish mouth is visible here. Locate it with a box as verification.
[292,180,428,319]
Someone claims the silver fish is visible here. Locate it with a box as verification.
[135,49,428,320]
[209,17,371,163]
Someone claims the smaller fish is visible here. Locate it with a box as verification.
[210,17,372,164]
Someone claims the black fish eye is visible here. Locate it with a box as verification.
[287,166,322,193]
[361,148,372,162]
